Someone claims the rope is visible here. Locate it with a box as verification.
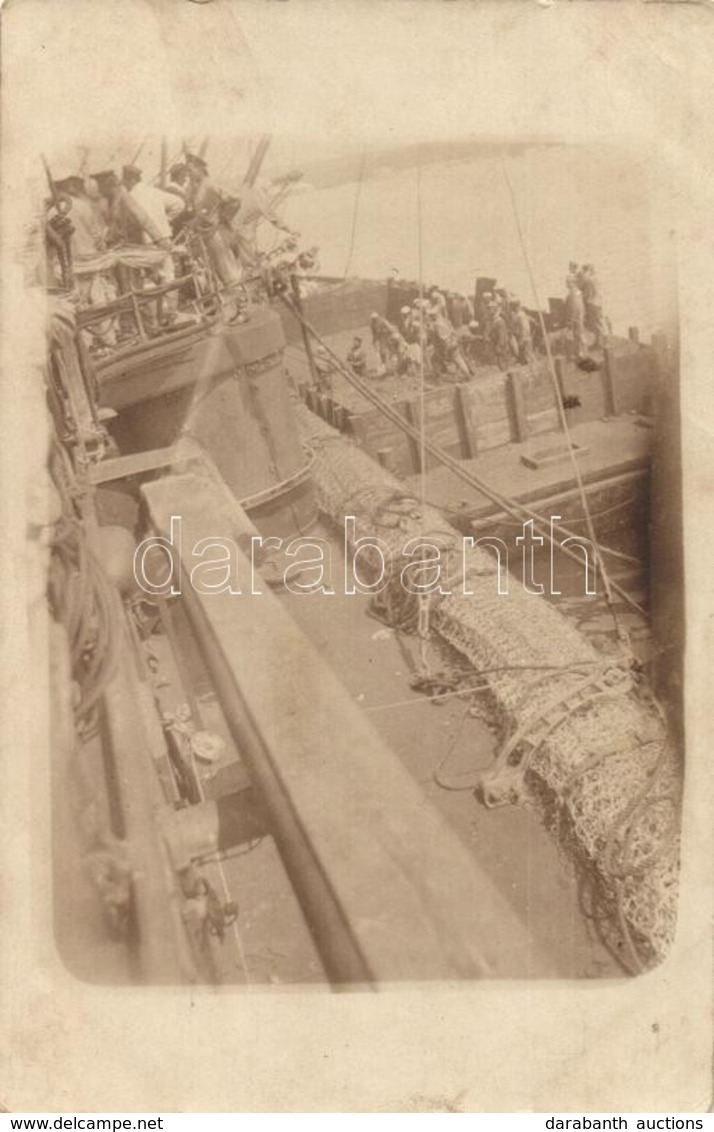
[364,660,606,714]
[499,157,632,652]
[343,147,367,279]
[431,704,479,791]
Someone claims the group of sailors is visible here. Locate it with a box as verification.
[343,262,609,384]
[342,283,540,384]
[43,152,300,339]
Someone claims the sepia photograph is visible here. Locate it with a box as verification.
[2,0,712,1115]
[33,133,682,987]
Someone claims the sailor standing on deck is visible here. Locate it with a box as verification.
[510,299,535,365]
[580,264,608,349]
[122,165,181,320]
[457,319,482,368]
[95,170,166,257]
[162,163,193,238]
[54,175,108,301]
[184,153,242,294]
[94,169,176,332]
[427,286,448,322]
[346,336,367,377]
[564,271,586,359]
[55,174,118,345]
[57,176,105,260]
[450,293,472,330]
[369,312,390,376]
[490,305,512,370]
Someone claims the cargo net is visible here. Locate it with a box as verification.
[297,403,682,973]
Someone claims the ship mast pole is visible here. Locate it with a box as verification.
[243,134,272,187]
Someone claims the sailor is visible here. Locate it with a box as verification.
[122,165,183,240]
[580,264,608,349]
[43,193,74,289]
[166,162,190,202]
[490,306,512,370]
[55,175,105,262]
[311,342,335,391]
[184,153,243,295]
[84,175,110,241]
[565,273,586,359]
[450,292,472,330]
[427,286,448,321]
[346,336,367,377]
[406,301,428,368]
[425,309,465,378]
[55,175,118,336]
[290,247,319,297]
[478,291,496,333]
[94,170,155,247]
[369,312,390,375]
[93,169,175,332]
[458,319,482,368]
[510,300,535,364]
[388,326,410,375]
[122,165,181,320]
[161,163,194,238]
[566,261,581,293]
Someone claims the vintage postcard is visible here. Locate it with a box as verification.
[0,0,711,1114]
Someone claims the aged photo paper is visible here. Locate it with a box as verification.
[1,0,712,1114]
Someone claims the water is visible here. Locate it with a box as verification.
[282,144,678,340]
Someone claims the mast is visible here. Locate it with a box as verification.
[243,134,272,187]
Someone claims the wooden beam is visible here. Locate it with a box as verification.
[88,444,188,485]
[601,345,618,417]
[506,369,528,442]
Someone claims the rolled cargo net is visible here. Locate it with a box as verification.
[296,402,681,972]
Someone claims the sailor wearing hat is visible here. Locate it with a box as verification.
[347,335,367,377]
[122,165,182,245]
[184,153,242,293]
[53,175,105,261]
[121,164,183,320]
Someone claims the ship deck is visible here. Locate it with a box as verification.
[407,414,651,522]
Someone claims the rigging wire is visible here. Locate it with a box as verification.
[343,147,367,279]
